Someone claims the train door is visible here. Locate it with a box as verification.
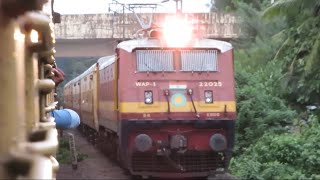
[93,64,99,131]
[82,76,93,128]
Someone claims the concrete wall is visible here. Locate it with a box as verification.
[55,39,117,57]
[54,13,241,40]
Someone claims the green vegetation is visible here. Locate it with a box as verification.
[57,137,88,164]
[57,138,71,164]
[231,118,320,179]
[211,0,320,179]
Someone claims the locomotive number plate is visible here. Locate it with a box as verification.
[135,82,156,87]
[143,113,151,118]
[199,81,222,87]
[206,113,221,117]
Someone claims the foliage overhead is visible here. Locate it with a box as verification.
[262,0,320,106]
[263,0,320,20]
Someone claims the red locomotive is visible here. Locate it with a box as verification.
[64,16,236,179]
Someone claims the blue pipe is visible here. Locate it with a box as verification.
[51,109,80,129]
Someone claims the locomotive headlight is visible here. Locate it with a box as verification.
[162,16,193,47]
[144,91,153,104]
[209,133,227,152]
[135,134,152,152]
[204,90,213,104]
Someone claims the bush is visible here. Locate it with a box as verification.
[234,61,296,154]
[230,118,320,179]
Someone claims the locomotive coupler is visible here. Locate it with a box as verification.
[157,147,186,172]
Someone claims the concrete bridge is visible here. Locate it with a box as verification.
[55,13,241,57]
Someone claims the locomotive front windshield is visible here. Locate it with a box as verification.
[136,49,218,72]
[136,50,174,72]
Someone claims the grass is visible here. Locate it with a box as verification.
[57,137,88,164]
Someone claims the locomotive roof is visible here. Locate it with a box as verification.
[117,38,233,53]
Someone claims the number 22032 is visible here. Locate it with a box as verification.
[199,81,222,87]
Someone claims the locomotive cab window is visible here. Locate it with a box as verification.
[180,50,218,72]
[136,50,174,72]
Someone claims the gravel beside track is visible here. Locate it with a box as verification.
[56,129,129,180]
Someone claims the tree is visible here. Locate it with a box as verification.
[263,0,320,20]
[263,0,320,107]
[228,0,320,178]
[211,0,271,12]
